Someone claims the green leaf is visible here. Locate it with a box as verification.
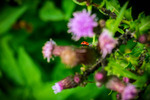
[18,47,42,86]
[0,6,27,34]
[129,43,144,57]
[133,74,147,89]
[119,39,137,53]
[117,28,125,34]
[126,62,136,71]
[124,7,133,21]
[130,13,150,35]
[142,85,150,100]
[0,36,24,85]
[39,1,64,21]
[105,59,139,80]
[138,13,150,33]
[112,92,117,100]
[62,0,75,20]
[105,19,115,33]
[112,2,128,33]
[145,63,150,75]
[106,0,120,15]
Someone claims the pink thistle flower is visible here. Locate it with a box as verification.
[98,29,117,58]
[94,71,106,87]
[52,75,82,94]
[106,76,125,93]
[138,34,147,44]
[68,9,98,41]
[74,75,81,83]
[95,72,104,81]
[123,77,129,83]
[122,84,138,100]
[52,83,63,94]
[42,39,56,62]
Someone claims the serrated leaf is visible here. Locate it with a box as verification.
[112,2,128,33]
[106,0,120,15]
[124,7,133,21]
[0,6,27,34]
[105,59,139,80]
[130,12,150,35]
[129,43,144,57]
[39,1,64,21]
[139,14,150,33]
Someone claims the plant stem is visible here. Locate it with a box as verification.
[92,34,96,45]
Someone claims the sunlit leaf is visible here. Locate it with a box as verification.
[112,2,128,33]
[129,43,144,57]
[124,7,133,21]
[39,1,64,21]
[105,59,139,80]
[138,13,150,33]
[106,0,120,15]
[130,12,150,35]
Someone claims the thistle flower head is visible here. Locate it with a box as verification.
[106,76,125,93]
[52,75,81,94]
[60,47,97,67]
[138,34,147,44]
[60,47,79,67]
[95,72,104,82]
[94,71,106,87]
[42,39,56,62]
[68,9,97,41]
[123,77,129,83]
[52,83,63,94]
[74,75,81,83]
[122,84,138,100]
[98,29,117,58]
